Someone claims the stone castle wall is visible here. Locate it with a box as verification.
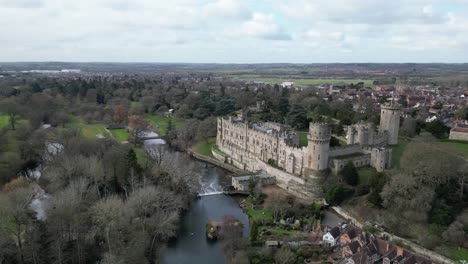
[330,154,371,175]
[449,130,468,141]
[329,144,362,158]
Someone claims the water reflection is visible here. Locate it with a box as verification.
[161,166,250,264]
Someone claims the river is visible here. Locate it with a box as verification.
[161,165,250,264]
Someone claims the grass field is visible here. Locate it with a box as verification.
[134,147,149,168]
[0,114,8,129]
[192,138,216,158]
[67,116,111,139]
[246,207,273,221]
[445,247,468,261]
[109,129,128,142]
[260,226,296,237]
[437,246,468,262]
[438,139,468,158]
[299,131,308,147]
[239,77,375,87]
[390,139,409,168]
[358,167,376,185]
[143,114,184,136]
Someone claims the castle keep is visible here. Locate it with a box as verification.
[215,103,400,198]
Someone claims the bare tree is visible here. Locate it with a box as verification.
[274,247,296,264]
[128,115,149,146]
[0,186,35,264]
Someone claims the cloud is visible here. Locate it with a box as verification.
[0,0,44,8]
[280,0,449,25]
[241,13,291,40]
[0,0,467,62]
[203,0,251,19]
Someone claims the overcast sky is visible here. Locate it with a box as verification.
[1,0,467,63]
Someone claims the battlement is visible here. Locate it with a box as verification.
[381,103,401,110]
[308,123,331,141]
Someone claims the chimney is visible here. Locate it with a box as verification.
[397,246,403,256]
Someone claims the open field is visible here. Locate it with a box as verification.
[134,147,149,168]
[143,114,184,136]
[0,114,8,129]
[438,139,468,158]
[192,138,216,158]
[390,139,409,168]
[358,167,376,185]
[246,207,273,221]
[109,128,128,142]
[67,116,111,139]
[437,246,468,262]
[237,77,375,87]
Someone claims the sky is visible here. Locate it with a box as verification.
[1,0,468,63]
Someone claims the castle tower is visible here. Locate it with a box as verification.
[356,124,369,146]
[346,125,355,145]
[307,123,331,171]
[379,103,401,145]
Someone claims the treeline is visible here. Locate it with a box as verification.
[0,127,199,263]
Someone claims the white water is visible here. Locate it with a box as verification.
[197,167,225,196]
[198,191,223,197]
[30,188,50,221]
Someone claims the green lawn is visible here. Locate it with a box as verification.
[143,114,184,136]
[390,139,409,168]
[192,138,216,158]
[246,207,273,221]
[438,139,468,158]
[0,114,8,129]
[358,167,376,185]
[109,129,128,142]
[260,226,296,238]
[438,246,468,262]
[67,116,111,139]
[134,148,149,168]
[299,131,308,147]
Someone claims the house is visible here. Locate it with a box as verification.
[281,81,294,88]
[340,228,358,245]
[322,226,341,246]
[265,241,279,248]
[342,240,362,257]
[449,123,468,141]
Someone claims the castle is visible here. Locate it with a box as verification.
[214,103,400,198]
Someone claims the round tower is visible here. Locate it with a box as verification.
[307,123,331,171]
[379,103,400,145]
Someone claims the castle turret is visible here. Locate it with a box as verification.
[307,123,331,170]
[379,103,400,145]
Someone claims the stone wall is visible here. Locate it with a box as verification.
[329,144,361,158]
[449,130,468,141]
[190,150,245,174]
[256,159,322,199]
[330,154,371,175]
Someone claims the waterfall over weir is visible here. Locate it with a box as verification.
[197,167,224,196]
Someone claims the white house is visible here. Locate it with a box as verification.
[322,226,341,247]
[281,81,294,88]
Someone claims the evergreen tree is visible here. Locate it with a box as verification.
[341,161,359,186]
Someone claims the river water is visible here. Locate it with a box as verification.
[161,165,250,264]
